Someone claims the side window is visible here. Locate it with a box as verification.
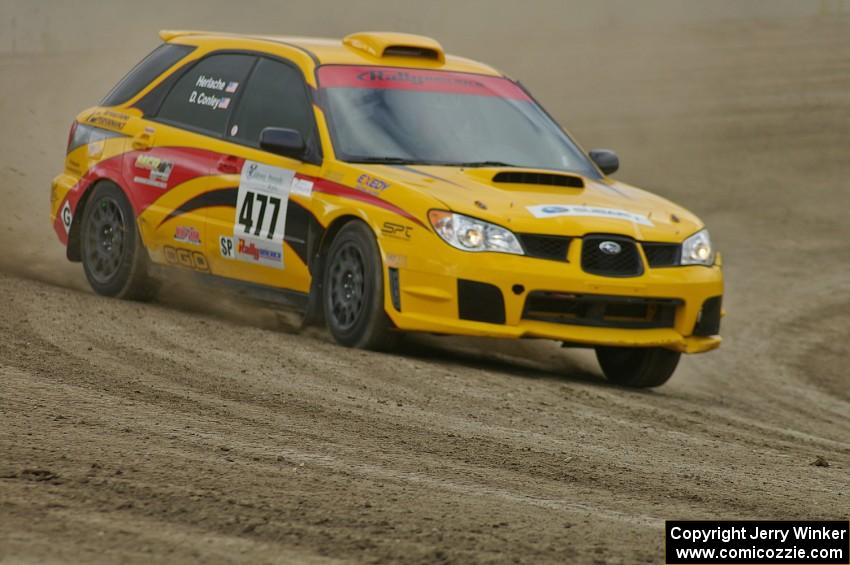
[228,58,314,146]
[157,54,256,136]
[101,44,195,106]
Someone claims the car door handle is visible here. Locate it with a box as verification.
[216,155,241,174]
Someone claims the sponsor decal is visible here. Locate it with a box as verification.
[385,253,407,268]
[235,237,283,269]
[232,160,295,269]
[357,174,390,194]
[188,90,231,110]
[219,235,235,259]
[317,65,532,101]
[163,246,209,272]
[381,222,412,240]
[195,75,226,90]
[356,69,485,89]
[133,155,174,189]
[527,204,654,227]
[60,200,73,234]
[86,109,129,130]
[87,140,104,159]
[290,177,314,198]
[174,225,201,246]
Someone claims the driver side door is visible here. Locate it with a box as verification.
[204,56,321,295]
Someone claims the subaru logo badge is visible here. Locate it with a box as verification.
[599,241,622,255]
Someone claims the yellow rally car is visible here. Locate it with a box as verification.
[51,30,723,387]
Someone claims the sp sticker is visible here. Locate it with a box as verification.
[220,236,235,259]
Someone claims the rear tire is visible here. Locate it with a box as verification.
[322,221,397,350]
[80,182,157,300]
[595,346,680,388]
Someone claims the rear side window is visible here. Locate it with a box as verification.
[228,58,314,146]
[156,54,256,136]
[101,44,195,106]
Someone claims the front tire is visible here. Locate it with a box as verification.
[322,221,397,350]
[595,346,681,388]
[80,182,157,300]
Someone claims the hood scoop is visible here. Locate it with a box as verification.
[492,171,584,189]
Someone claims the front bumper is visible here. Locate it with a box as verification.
[382,239,723,353]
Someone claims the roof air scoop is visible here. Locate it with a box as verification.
[343,32,445,63]
[492,171,585,189]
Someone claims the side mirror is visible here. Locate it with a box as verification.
[589,149,619,176]
[259,127,306,160]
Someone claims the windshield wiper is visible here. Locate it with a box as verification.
[346,157,427,165]
[440,160,518,168]
[346,157,519,168]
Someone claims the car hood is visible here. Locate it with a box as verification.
[369,165,703,242]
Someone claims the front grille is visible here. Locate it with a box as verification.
[642,242,681,267]
[457,279,505,324]
[581,235,643,277]
[523,292,680,329]
[518,234,571,262]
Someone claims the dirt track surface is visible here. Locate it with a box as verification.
[2,6,850,565]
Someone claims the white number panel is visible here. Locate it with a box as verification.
[232,161,295,269]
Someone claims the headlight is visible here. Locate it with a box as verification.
[428,210,524,255]
[681,229,714,266]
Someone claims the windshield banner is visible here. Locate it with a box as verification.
[317,65,531,100]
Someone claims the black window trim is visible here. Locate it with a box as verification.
[147,49,323,166]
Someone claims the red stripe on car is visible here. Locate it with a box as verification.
[311,177,427,228]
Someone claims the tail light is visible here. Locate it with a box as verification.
[66,121,79,153]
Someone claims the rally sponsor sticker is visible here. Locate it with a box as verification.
[234,237,284,269]
[133,155,173,189]
[527,204,654,226]
[174,225,201,246]
[290,178,314,198]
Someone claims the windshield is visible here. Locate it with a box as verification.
[317,65,598,177]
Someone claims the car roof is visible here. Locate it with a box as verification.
[159,30,503,76]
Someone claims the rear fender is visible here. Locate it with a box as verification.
[66,176,135,262]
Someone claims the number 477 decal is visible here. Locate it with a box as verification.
[238,191,282,239]
[233,160,295,245]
